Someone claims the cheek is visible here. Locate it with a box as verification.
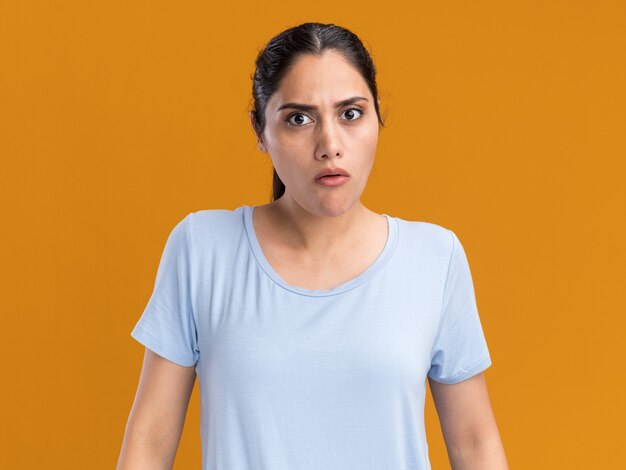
[268,147,306,182]
[357,127,379,171]
[354,125,379,155]
[269,126,308,154]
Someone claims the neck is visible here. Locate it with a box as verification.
[266,196,373,255]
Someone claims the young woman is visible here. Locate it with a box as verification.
[118,22,509,470]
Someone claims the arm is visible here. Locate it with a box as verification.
[429,372,509,470]
[117,348,197,470]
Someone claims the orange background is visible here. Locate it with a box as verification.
[1,1,624,468]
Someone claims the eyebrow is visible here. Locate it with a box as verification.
[276,96,369,113]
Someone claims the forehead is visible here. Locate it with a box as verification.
[273,51,371,105]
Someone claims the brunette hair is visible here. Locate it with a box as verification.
[250,22,386,201]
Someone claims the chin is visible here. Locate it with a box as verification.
[315,199,357,218]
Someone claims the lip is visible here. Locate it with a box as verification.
[315,167,351,180]
[315,175,350,187]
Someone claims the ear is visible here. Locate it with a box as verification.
[249,111,267,153]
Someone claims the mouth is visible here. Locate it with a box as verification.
[315,167,351,179]
[315,174,350,187]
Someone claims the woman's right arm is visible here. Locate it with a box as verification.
[117,348,197,470]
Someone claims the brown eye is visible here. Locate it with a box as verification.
[286,113,313,126]
[342,107,364,121]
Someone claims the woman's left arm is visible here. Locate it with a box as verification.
[429,372,509,470]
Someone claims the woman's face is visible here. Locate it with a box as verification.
[253,50,380,217]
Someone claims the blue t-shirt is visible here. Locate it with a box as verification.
[131,205,492,470]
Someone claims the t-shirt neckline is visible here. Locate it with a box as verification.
[242,204,399,297]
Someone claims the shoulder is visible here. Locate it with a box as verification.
[190,207,243,228]
[393,215,455,257]
[185,206,245,248]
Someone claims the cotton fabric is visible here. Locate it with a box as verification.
[131,205,492,469]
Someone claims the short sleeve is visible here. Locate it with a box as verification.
[427,230,492,384]
[130,213,200,367]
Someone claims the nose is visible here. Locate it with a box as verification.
[314,117,343,160]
